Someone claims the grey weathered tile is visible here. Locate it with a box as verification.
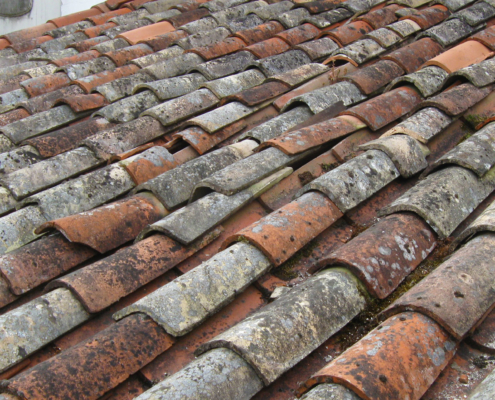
[274,8,311,28]
[223,14,264,32]
[201,0,250,12]
[136,142,255,209]
[0,146,42,175]
[295,38,340,61]
[176,27,231,50]
[202,69,265,98]
[105,20,152,39]
[63,57,117,81]
[22,163,135,221]
[282,81,366,114]
[421,18,478,47]
[95,72,154,102]
[143,9,182,23]
[192,51,255,80]
[366,28,402,48]
[1,106,80,144]
[252,1,294,20]
[298,149,400,212]
[0,206,47,254]
[40,32,88,53]
[360,135,429,177]
[380,165,495,237]
[438,0,479,12]
[197,268,366,384]
[239,105,313,142]
[449,57,495,87]
[452,1,495,26]
[140,0,184,13]
[0,147,101,200]
[142,53,204,80]
[212,0,267,25]
[114,241,271,335]
[143,88,220,126]
[332,39,386,64]
[430,122,495,177]
[249,50,312,77]
[94,91,160,123]
[0,61,48,81]
[186,101,256,133]
[387,66,448,97]
[130,45,184,68]
[0,89,29,114]
[0,187,17,216]
[133,348,263,400]
[301,384,361,400]
[135,73,207,100]
[0,288,89,373]
[91,38,129,54]
[387,19,422,37]
[269,63,329,88]
[141,168,290,244]
[304,8,352,29]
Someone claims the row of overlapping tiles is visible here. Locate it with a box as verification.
[0,0,495,396]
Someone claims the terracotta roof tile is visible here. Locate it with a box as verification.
[82,22,117,38]
[167,8,210,27]
[402,5,451,29]
[382,37,443,73]
[302,312,455,400]
[86,8,131,25]
[464,90,495,129]
[188,37,246,59]
[140,30,189,51]
[8,36,53,54]
[358,4,401,29]
[323,20,373,46]
[117,21,176,45]
[0,75,29,96]
[1,23,57,45]
[275,23,321,46]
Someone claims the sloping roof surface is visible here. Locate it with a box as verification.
[0,0,495,399]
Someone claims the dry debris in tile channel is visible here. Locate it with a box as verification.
[0,0,495,399]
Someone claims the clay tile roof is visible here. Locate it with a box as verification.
[2,0,495,399]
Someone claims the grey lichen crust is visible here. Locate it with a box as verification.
[282,81,366,114]
[186,102,255,133]
[298,150,400,213]
[94,91,160,123]
[201,70,265,99]
[140,168,291,244]
[137,146,242,208]
[134,348,263,400]
[197,268,366,385]
[135,73,207,100]
[0,206,46,254]
[113,242,272,336]
[359,135,429,178]
[467,364,495,399]
[380,166,495,238]
[387,66,448,98]
[453,197,495,248]
[301,384,361,400]
[449,57,495,88]
[430,122,495,177]
[0,288,89,373]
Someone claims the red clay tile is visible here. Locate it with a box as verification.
[70,37,109,52]
[0,75,29,96]
[256,219,353,294]
[21,73,71,98]
[101,375,148,400]
[341,86,422,130]
[19,84,84,114]
[382,233,495,340]
[0,38,9,49]
[50,50,100,67]
[470,26,495,51]
[106,0,132,9]
[123,148,179,184]
[323,21,373,47]
[25,118,115,158]
[54,93,107,112]
[102,43,153,66]
[140,285,266,382]
[273,64,356,111]
[340,59,404,95]
[93,3,112,13]
[1,23,57,44]
[0,280,19,310]
[48,229,221,313]
[275,23,321,46]
[417,83,492,116]
[227,81,290,107]
[5,314,174,400]
[245,37,291,58]
[0,234,97,296]
[118,21,175,45]
[423,40,493,73]
[222,192,343,266]
[320,213,436,298]
[87,8,130,25]
[167,8,210,28]
[175,120,246,154]
[234,21,285,46]
[125,0,156,8]
[141,30,189,51]
[382,38,443,73]
[402,5,450,30]
[37,194,167,254]
[301,312,455,400]
[73,64,140,93]
[0,108,30,128]
[83,22,117,38]
[262,116,362,155]
[464,90,495,129]
[300,0,345,14]
[48,9,101,28]
[8,36,52,53]
[188,37,247,60]
[358,5,401,29]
